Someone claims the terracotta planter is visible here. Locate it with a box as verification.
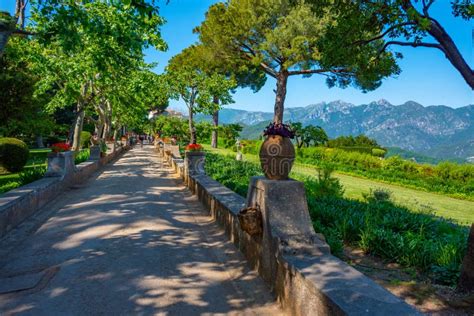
[259,135,295,180]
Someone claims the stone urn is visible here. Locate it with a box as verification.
[45,151,75,178]
[259,135,295,180]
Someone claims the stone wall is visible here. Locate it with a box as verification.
[0,146,129,238]
[184,171,420,315]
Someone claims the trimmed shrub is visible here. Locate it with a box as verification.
[0,138,29,172]
[80,131,92,149]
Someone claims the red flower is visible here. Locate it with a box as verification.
[185,143,203,151]
[51,143,71,153]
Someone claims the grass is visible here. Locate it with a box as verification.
[203,144,474,225]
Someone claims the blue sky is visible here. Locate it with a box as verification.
[2,0,472,112]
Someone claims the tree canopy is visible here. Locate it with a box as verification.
[197,0,399,124]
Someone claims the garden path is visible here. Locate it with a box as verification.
[0,146,283,315]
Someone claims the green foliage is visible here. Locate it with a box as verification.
[195,121,213,144]
[0,38,55,138]
[372,148,386,158]
[204,152,469,285]
[241,140,263,155]
[327,134,380,148]
[80,131,91,149]
[0,138,30,172]
[220,124,243,148]
[74,149,90,165]
[99,141,108,154]
[204,153,262,196]
[304,164,344,199]
[152,115,190,143]
[296,146,474,199]
[18,165,46,185]
[0,181,21,194]
[362,188,392,203]
[291,122,328,148]
[197,0,399,124]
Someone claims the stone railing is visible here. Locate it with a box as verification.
[182,153,420,316]
[0,145,129,238]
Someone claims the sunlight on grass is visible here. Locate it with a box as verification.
[203,144,474,225]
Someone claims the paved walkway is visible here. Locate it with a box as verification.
[0,146,283,315]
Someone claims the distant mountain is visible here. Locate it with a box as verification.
[197,100,474,161]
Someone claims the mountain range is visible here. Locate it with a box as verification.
[197,100,474,161]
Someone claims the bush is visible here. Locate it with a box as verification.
[241,140,262,155]
[80,131,92,149]
[305,164,344,199]
[363,188,392,203]
[0,137,29,172]
[18,165,46,184]
[372,148,386,157]
[74,149,90,165]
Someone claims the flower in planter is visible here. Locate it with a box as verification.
[263,122,295,139]
[50,143,71,153]
[185,143,203,152]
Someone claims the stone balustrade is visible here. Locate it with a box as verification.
[182,152,420,316]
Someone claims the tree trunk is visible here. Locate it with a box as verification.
[211,96,219,148]
[273,71,289,124]
[188,107,196,144]
[72,104,85,151]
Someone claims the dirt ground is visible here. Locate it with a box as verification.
[343,247,474,315]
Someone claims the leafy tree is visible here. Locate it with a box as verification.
[151,115,189,142]
[343,0,473,89]
[327,135,380,148]
[0,0,166,55]
[197,0,398,124]
[167,45,235,144]
[195,121,214,144]
[188,43,265,148]
[220,124,243,148]
[290,122,327,148]
[301,125,328,147]
[30,0,167,150]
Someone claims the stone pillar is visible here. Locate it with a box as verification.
[458,224,474,293]
[89,145,101,160]
[184,151,206,183]
[246,176,330,285]
[45,151,76,179]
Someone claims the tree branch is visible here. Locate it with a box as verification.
[381,40,446,54]
[352,22,416,46]
[288,68,353,76]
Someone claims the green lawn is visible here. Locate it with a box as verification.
[203,145,474,225]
